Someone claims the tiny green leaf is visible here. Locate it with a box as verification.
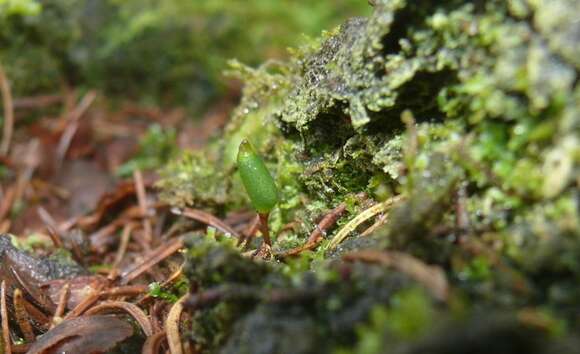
[237,139,279,213]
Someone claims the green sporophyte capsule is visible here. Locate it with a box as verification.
[237,139,279,214]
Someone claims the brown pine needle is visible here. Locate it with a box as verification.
[21,299,50,330]
[173,207,240,238]
[142,331,167,354]
[112,222,136,269]
[343,250,449,301]
[63,284,103,320]
[101,285,148,298]
[0,281,11,354]
[0,63,14,156]
[166,295,187,354]
[12,289,34,343]
[327,196,402,251]
[55,90,96,167]
[51,283,70,328]
[278,203,347,258]
[85,301,153,336]
[134,170,153,248]
[120,237,184,285]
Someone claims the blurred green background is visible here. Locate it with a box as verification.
[0,0,369,112]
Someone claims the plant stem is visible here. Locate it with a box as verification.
[258,213,272,247]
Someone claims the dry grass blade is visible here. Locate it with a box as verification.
[174,207,240,238]
[142,331,167,354]
[166,295,187,354]
[327,196,402,251]
[12,289,35,343]
[0,281,11,354]
[121,237,184,285]
[343,250,449,301]
[0,63,14,156]
[85,301,153,336]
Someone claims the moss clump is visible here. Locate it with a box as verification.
[161,0,580,352]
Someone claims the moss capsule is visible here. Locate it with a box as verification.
[237,139,279,213]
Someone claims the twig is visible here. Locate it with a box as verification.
[173,208,239,238]
[327,196,402,251]
[85,301,153,336]
[120,238,184,285]
[134,170,152,248]
[0,281,11,354]
[12,289,35,343]
[166,295,187,354]
[0,63,14,155]
[343,250,449,301]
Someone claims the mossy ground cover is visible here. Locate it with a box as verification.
[0,0,578,352]
[159,0,580,352]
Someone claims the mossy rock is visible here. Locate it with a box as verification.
[163,0,579,352]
